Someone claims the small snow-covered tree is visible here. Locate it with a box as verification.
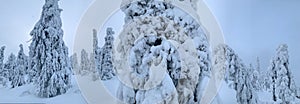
[4,53,17,83]
[268,44,297,103]
[246,65,259,104]
[253,57,262,91]
[28,0,71,97]
[236,65,258,104]
[80,49,89,76]
[99,28,115,80]
[70,53,79,75]
[11,44,27,88]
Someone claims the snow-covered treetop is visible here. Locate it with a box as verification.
[30,0,63,38]
[93,29,98,52]
[17,44,24,57]
[16,44,26,66]
[275,44,289,63]
[0,46,5,60]
[105,27,114,45]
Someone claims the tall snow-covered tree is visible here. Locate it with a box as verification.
[28,0,71,97]
[268,44,297,103]
[91,29,100,81]
[70,53,79,75]
[213,44,258,104]
[99,27,115,80]
[80,49,89,75]
[118,0,211,103]
[116,0,211,103]
[213,44,244,90]
[11,44,27,88]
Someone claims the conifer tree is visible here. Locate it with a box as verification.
[28,0,71,97]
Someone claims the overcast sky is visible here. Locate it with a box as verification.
[204,0,300,83]
[0,0,299,83]
[0,0,92,57]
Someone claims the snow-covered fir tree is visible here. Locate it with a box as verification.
[254,57,262,91]
[268,44,297,103]
[91,29,100,81]
[236,64,258,104]
[80,49,90,75]
[28,0,72,98]
[213,44,244,91]
[4,53,17,83]
[213,44,258,104]
[116,0,211,103]
[11,44,27,88]
[99,27,115,80]
[251,63,261,91]
[70,53,79,75]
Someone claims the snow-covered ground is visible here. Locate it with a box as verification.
[218,80,300,104]
[1,74,299,104]
[0,75,87,104]
[75,75,121,104]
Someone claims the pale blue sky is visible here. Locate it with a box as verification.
[0,0,299,82]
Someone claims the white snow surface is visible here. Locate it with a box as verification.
[0,75,86,104]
